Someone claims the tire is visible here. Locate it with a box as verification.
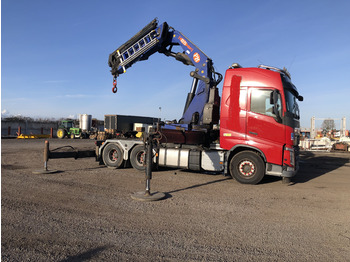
[130,145,146,171]
[57,129,66,139]
[70,133,75,139]
[229,151,265,184]
[102,143,124,168]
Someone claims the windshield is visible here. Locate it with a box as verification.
[285,89,300,119]
[281,74,300,120]
[64,121,73,128]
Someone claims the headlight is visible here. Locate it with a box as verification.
[284,146,295,167]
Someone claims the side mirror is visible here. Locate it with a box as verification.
[273,90,279,104]
[269,91,275,104]
[298,95,304,102]
[271,90,282,123]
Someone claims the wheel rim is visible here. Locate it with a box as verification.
[136,151,145,166]
[238,160,255,177]
[109,149,119,162]
[58,130,63,137]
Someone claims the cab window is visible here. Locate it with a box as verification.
[250,89,281,117]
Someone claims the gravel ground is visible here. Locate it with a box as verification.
[1,139,350,261]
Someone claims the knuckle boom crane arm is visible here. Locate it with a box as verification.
[108,18,222,128]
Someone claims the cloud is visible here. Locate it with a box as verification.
[56,94,90,98]
[2,109,10,117]
[1,110,23,119]
[1,97,28,102]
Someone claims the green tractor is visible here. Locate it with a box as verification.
[56,120,83,139]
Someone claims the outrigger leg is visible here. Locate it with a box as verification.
[131,134,165,201]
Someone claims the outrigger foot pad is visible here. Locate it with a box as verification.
[131,191,166,202]
[32,169,59,174]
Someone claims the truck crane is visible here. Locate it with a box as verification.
[98,18,304,184]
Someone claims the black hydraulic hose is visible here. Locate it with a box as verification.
[50,146,77,152]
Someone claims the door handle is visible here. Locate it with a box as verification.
[249,131,258,136]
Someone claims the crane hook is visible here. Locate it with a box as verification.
[112,78,117,93]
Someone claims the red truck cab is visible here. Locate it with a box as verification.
[220,65,303,184]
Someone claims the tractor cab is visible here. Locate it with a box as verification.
[57,120,82,139]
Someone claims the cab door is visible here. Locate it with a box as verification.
[246,88,285,165]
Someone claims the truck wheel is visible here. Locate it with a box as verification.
[229,151,265,184]
[102,143,123,168]
[57,129,66,139]
[130,145,146,171]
